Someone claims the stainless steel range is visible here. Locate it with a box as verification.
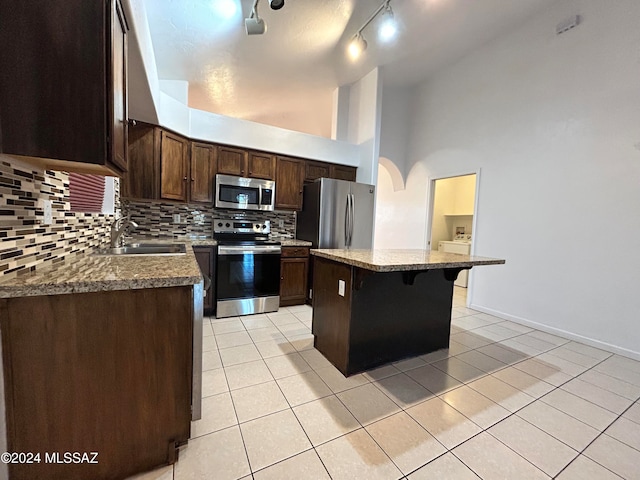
[214,218,281,318]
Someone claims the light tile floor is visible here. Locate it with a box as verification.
[129,287,640,480]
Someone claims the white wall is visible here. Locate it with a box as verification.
[331,86,351,142]
[378,0,640,357]
[374,160,430,249]
[123,0,160,124]
[346,68,383,185]
[160,79,189,104]
[379,86,413,179]
[189,108,360,165]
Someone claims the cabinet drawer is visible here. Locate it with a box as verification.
[281,247,310,258]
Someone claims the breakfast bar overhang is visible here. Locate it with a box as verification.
[310,249,505,376]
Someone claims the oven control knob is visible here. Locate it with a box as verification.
[225,223,230,227]
[255,224,260,229]
[217,222,223,227]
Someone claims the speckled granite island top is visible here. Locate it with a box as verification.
[311,249,505,272]
[279,238,313,247]
[0,243,203,298]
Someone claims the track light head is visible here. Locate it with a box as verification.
[245,0,266,35]
[347,33,367,61]
[378,5,397,42]
[268,0,284,10]
[245,15,266,34]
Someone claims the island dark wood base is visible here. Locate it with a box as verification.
[312,257,467,376]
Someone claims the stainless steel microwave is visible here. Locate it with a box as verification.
[215,174,276,211]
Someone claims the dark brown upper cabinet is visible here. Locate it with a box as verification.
[247,152,276,180]
[275,157,305,211]
[217,146,275,180]
[216,146,247,176]
[190,142,216,203]
[0,0,129,176]
[305,161,331,183]
[330,164,357,182]
[160,131,190,202]
[121,122,358,205]
[122,123,159,200]
[124,127,216,204]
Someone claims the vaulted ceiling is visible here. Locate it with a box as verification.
[143,0,559,137]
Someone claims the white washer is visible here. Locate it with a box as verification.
[438,240,471,287]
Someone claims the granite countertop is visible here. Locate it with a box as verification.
[0,242,203,299]
[187,239,218,246]
[279,238,313,247]
[128,236,218,247]
[311,249,505,272]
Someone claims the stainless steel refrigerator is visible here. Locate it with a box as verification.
[296,178,376,249]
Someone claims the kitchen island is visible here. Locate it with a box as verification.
[310,249,505,376]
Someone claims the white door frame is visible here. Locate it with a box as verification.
[425,168,481,306]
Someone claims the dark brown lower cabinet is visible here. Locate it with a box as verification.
[280,247,309,306]
[0,286,194,480]
[193,246,216,316]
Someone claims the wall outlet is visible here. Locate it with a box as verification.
[278,219,284,228]
[173,213,181,224]
[43,200,53,225]
[338,280,345,297]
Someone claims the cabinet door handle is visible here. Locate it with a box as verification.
[191,178,195,181]
[183,176,187,181]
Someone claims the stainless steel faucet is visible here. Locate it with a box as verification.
[110,216,138,248]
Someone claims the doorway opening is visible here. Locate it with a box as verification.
[427,172,479,294]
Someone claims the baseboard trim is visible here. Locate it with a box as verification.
[468,303,640,362]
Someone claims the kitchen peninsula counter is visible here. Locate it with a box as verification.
[0,241,204,479]
[310,248,505,376]
[0,242,203,298]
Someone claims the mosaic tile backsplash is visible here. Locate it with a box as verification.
[0,155,116,278]
[122,199,296,239]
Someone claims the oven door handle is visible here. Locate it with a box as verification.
[218,245,282,255]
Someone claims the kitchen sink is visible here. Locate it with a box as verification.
[94,243,187,256]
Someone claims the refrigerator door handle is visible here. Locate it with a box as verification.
[348,193,355,247]
[344,195,350,247]
[347,193,353,248]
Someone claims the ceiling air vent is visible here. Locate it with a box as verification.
[556,15,580,35]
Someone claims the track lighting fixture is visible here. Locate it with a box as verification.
[244,0,285,35]
[347,0,397,60]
